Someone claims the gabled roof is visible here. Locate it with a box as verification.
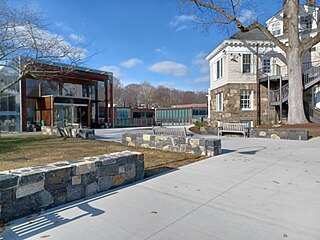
[229,29,269,41]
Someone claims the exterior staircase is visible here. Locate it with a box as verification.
[269,64,320,123]
[309,106,320,123]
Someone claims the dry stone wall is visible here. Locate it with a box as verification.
[0,151,144,223]
[122,133,221,157]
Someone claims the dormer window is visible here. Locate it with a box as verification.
[271,22,281,36]
[300,15,313,30]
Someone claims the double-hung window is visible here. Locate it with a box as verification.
[242,54,251,73]
[240,90,253,110]
[216,58,223,79]
[216,92,223,112]
[271,22,281,36]
[301,15,313,30]
[263,58,271,74]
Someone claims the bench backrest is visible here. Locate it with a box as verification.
[153,127,187,137]
[220,123,249,131]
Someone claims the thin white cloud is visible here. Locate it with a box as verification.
[100,65,123,78]
[155,46,169,58]
[55,21,72,32]
[9,25,86,61]
[120,58,143,68]
[238,10,254,23]
[149,61,189,77]
[193,51,209,74]
[155,46,167,53]
[191,76,209,83]
[169,15,195,32]
[69,33,85,43]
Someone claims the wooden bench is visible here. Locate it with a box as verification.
[152,127,193,137]
[217,123,250,138]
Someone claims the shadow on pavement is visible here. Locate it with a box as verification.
[1,192,116,240]
[222,146,266,156]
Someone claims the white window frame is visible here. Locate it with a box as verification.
[271,22,281,36]
[240,90,254,110]
[216,92,223,112]
[262,57,271,74]
[216,58,223,79]
[242,54,252,74]
[300,15,313,30]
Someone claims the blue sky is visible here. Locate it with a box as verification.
[30,0,283,91]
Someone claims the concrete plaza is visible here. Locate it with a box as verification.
[1,133,320,240]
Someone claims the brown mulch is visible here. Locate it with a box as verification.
[0,135,206,177]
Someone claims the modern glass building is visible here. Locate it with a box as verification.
[0,67,21,132]
[155,104,208,126]
[0,63,113,132]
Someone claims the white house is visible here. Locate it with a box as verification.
[206,0,320,126]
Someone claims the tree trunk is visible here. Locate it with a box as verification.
[286,49,308,123]
[284,0,309,124]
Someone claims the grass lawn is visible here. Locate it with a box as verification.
[0,135,206,177]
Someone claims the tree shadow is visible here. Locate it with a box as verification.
[222,146,266,155]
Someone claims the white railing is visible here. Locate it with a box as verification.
[270,83,289,104]
[270,64,320,105]
[303,63,320,89]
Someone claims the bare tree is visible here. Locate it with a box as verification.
[183,0,320,124]
[0,0,85,94]
[140,81,155,108]
[112,77,125,106]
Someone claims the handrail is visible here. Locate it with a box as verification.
[303,63,320,89]
[270,83,289,103]
[270,64,320,105]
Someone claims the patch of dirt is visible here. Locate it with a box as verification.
[189,126,203,134]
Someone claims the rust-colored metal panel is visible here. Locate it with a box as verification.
[21,77,27,131]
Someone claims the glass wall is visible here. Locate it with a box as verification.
[155,108,190,125]
[26,78,90,98]
[0,67,20,132]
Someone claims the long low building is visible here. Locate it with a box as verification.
[114,107,155,127]
[155,104,208,126]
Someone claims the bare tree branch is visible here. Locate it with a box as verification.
[188,0,288,52]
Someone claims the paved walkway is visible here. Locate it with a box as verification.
[1,136,320,240]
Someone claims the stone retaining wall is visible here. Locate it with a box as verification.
[122,133,221,157]
[250,128,309,140]
[0,151,144,223]
[203,127,309,140]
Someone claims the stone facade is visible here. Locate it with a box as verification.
[210,83,278,127]
[122,133,221,157]
[0,151,144,223]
